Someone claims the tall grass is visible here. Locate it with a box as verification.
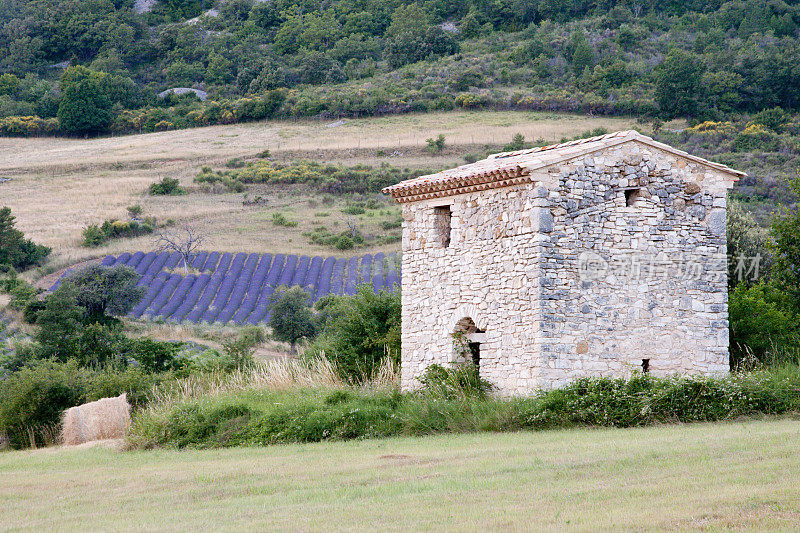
[129,361,800,450]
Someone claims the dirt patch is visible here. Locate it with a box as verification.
[65,438,127,450]
[379,454,413,460]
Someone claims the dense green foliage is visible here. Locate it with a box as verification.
[62,264,145,320]
[2,0,800,135]
[0,359,169,448]
[0,207,51,270]
[32,265,146,364]
[729,282,799,367]
[57,66,114,135]
[769,176,800,309]
[82,217,156,247]
[311,285,401,381]
[129,365,800,449]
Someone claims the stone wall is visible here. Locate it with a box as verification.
[399,140,735,395]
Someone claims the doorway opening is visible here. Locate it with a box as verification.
[454,317,485,374]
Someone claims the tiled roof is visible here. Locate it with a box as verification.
[383,130,744,203]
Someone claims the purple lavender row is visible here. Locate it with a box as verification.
[246,254,286,324]
[171,273,211,322]
[202,252,246,323]
[154,274,196,319]
[216,253,260,324]
[130,272,169,318]
[232,253,273,325]
[143,273,182,317]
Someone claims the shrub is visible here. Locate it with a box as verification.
[149,177,185,196]
[502,133,526,152]
[81,225,105,247]
[425,134,446,154]
[0,271,40,312]
[82,218,156,247]
[268,287,316,354]
[335,235,354,250]
[271,212,298,227]
[311,285,401,382]
[126,338,181,373]
[419,364,493,399]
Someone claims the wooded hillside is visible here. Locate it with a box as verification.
[1,0,799,135]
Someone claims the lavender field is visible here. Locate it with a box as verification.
[53,251,400,325]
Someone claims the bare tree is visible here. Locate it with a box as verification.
[155,226,205,275]
[342,213,360,239]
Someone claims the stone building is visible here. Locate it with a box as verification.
[383,130,744,395]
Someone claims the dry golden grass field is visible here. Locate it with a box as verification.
[0,111,644,274]
[1,418,799,531]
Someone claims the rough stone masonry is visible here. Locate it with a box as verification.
[383,130,744,395]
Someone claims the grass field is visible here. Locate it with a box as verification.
[0,110,644,272]
[1,419,799,531]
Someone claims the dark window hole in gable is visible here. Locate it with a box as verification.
[625,188,641,207]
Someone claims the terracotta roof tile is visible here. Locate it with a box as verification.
[383,130,744,202]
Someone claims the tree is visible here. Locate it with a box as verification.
[654,49,704,120]
[268,287,316,354]
[384,4,458,68]
[727,201,772,288]
[570,35,595,75]
[155,226,204,275]
[57,66,113,136]
[770,174,800,311]
[35,284,85,361]
[0,207,51,270]
[61,264,145,322]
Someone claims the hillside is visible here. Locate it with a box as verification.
[0,0,799,138]
[0,110,643,269]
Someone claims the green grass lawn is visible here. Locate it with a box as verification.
[2,419,799,531]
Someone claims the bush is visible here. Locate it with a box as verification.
[268,287,315,354]
[0,360,166,448]
[425,134,446,154]
[149,177,185,196]
[729,282,799,367]
[81,224,106,247]
[0,271,40,312]
[419,364,493,399]
[82,218,156,247]
[126,338,181,373]
[311,285,401,382]
[502,133,526,152]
